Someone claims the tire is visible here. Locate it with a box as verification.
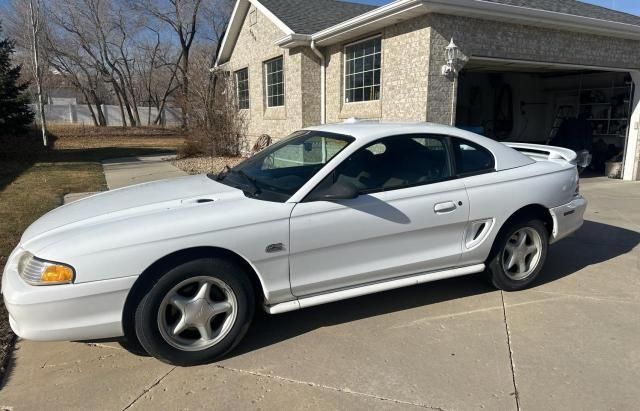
[134,257,254,366]
[117,336,149,357]
[487,219,548,291]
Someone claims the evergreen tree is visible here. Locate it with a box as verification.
[0,22,34,135]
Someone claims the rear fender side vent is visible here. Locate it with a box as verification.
[473,223,486,240]
[464,218,495,250]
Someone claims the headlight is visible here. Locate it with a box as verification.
[17,252,75,285]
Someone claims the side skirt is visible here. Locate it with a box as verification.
[264,264,486,314]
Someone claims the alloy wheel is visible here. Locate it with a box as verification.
[157,276,238,351]
[501,227,543,281]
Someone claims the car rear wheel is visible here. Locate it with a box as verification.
[134,257,254,366]
[487,219,548,291]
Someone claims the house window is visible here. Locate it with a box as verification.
[344,36,381,103]
[264,56,284,107]
[235,68,249,110]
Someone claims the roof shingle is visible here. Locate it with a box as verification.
[483,0,640,27]
[257,0,640,36]
[257,0,378,34]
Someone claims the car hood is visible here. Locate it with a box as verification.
[21,174,243,247]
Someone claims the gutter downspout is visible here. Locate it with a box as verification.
[310,40,326,125]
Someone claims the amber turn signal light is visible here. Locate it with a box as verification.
[41,265,74,284]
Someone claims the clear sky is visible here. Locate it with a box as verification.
[349,0,640,16]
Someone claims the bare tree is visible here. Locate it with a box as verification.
[132,25,181,126]
[5,0,234,131]
[44,39,108,126]
[187,44,245,156]
[46,0,142,126]
[132,0,203,129]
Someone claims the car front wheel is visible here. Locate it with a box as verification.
[134,257,254,366]
[487,219,548,291]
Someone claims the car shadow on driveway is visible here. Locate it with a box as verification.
[230,220,639,358]
[535,219,640,286]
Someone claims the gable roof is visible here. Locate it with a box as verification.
[484,0,640,27]
[258,0,378,34]
[310,0,640,46]
[215,0,640,66]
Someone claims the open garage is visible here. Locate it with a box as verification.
[455,57,639,178]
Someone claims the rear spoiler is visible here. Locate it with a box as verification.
[504,143,581,165]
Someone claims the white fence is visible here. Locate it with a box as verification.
[30,104,182,127]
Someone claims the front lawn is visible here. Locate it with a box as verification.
[0,127,183,382]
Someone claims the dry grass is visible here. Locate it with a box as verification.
[50,125,185,151]
[0,126,183,382]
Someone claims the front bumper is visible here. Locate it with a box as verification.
[2,251,136,341]
[549,195,587,244]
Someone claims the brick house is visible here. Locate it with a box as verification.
[214,0,640,180]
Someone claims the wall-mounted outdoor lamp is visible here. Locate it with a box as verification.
[441,38,460,76]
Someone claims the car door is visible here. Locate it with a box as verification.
[288,134,470,297]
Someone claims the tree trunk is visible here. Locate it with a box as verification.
[181,49,189,129]
[153,53,182,125]
[90,90,107,126]
[113,69,138,126]
[114,86,127,127]
[122,68,141,126]
[78,89,99,126]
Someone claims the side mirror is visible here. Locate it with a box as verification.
[306,181,359,202]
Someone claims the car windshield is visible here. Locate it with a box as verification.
[212,130,354,202]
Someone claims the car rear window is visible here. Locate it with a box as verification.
[452,138,495,176]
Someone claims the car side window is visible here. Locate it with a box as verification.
[317,135,453,194]
[452,138,495,176]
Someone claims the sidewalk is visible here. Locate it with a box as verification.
[102,154,187,189]
[62,155,187,204]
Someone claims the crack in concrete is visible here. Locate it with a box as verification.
[215,364,447,410]
[500,291,520,411]
[121,367,176,411]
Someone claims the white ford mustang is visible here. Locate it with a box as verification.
[2,122,586,365]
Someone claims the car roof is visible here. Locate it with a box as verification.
[305,121,535,171]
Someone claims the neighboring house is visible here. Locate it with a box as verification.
[215,0,640,181]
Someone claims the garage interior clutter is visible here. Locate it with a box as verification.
[456,63,633,178]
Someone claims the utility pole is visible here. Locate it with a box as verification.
[28,0,47,146]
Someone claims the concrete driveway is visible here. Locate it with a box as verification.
[1,170,639,410]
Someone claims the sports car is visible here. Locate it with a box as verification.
[2,121,587,365]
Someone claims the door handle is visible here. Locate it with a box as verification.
[434,201,457,214]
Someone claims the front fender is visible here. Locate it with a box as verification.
[32,199,296,304]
